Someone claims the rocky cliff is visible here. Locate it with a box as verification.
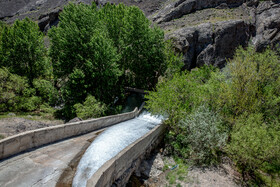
[153,0,280,69]
[1,0,279,69]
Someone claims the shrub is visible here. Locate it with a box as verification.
[0,67,41,112]
[216,46,280,119]
[0,18,47,85]
[146,65,217,128]
[174,105,228,165]
[19,96,42,112]
[227,113,280,180]
[0,67,28,111]
[163,40,184,80]
[74,95,106,119]
[33,79,58,105]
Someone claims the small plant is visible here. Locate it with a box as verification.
[164,158,189,186]
[0,134,5,140]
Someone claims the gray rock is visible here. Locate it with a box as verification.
[151,0,246,24]
[136,153,164,179]
[68,117,83,123]
[7,113,16,116]
[168,20,252,69]
[253,1,280,51]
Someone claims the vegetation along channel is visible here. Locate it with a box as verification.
[0,0,280,186]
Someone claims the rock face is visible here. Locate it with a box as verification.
[150,0,247,24]
[167,20,253,69]
[253,1,280,51]
[155,0,280,69]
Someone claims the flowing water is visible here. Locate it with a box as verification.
[72,112,163,187]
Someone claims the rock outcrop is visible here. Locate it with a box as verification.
[253,1,280,51]
[150,0,247,24]
[167,20,253,69]
[154,0,280,69]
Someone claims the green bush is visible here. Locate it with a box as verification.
[0,18,47,85]
[216,46,280,119]
[179,105,228,165]
[227,113,280,179]
[0,67,42,112]
[19,96,42,112]
[33,79,58,105]
[74,95,107,119]
[163,40,184,80]
[0,67,28,111]
[146,65,217,128]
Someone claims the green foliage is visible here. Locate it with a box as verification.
[227,113,280,179]
[147,46,280,185]
[49,3,171,119]
[20,96,42,111]
[146,65,217,128]
[74,95,107,119]
[163,40,184,80]
[0,18,47,85]
[215,46,280,119]
[33,79,58,105]
[49,3,121,118]
[0,67,41,112]
[179,105,228,165]
[99,4,167,89]
[164,158,189,186]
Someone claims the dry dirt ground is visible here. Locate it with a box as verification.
[132,152,242,187]
[0,116,63,138]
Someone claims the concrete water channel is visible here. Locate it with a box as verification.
[0,103,164,186]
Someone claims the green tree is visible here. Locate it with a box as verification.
[0,18,47,85]
[99,4,167,89]
[49,3,121,118]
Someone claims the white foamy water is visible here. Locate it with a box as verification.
[72,112,163,187]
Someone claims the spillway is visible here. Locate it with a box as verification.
[72,112,163,187]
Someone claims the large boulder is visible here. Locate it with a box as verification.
[253,1,280,51]
[167,20,253,69]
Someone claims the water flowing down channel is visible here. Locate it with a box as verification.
[72,112,163,187]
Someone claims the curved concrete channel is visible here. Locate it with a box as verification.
[0,104,164,187]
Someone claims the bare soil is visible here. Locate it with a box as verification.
[0,116,63,139]
[133,152,242,187]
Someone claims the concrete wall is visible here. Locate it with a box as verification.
[87,123,166,187]
[0,108,139,160]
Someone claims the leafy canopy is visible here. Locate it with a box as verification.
[0,18,47,85]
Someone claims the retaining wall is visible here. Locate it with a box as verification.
[0,108,139,160]
[87,123,166,187]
